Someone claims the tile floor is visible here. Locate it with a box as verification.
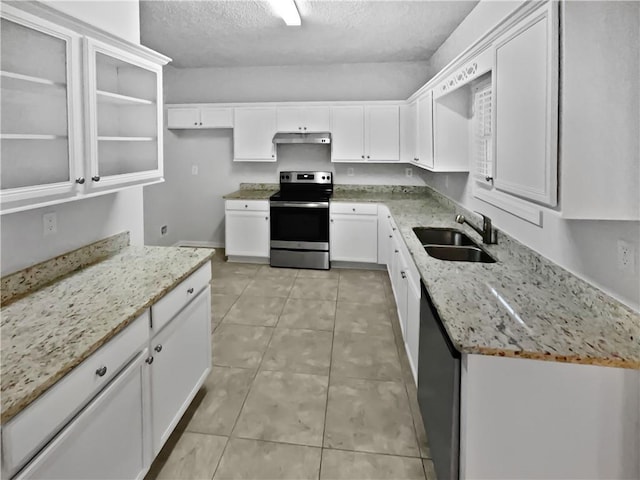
[146,251,434,480]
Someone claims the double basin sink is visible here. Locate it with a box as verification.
[413,227,496,263]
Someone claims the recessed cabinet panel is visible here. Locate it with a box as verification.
[233,108,277,161]
[400,102,417,164]
[494,3,558,206]
[167,107,199,128]
[366,106,400,161]
[304,107,330,132]
[416,92,434,169]
[0,12,78,203]
[200,107,233,128]
[225,203,270,258]
[276,107,303,132]
[330,106,365,162]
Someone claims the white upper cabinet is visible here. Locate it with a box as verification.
[492,1,558,207]
[233,107,277,161]
[400,101,417,164]
[416,92,434,169]
[276,106,330,132]
[0,7,82,208]
[167,106,233,129]
[84,38,164,189]
[0,4,169,214]
[331,105,400,162]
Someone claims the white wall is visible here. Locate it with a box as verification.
[144,61,432,247]
[0,1,144,276]
[421,1,640,310]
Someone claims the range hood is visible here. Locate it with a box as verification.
[272,132,331,145]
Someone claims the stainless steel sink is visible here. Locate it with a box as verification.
[412,227,496,263]
[412,227,476,247]
[424,245,496,263]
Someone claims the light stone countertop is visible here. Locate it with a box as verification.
[333,190,640,370]
[0,245,214,424]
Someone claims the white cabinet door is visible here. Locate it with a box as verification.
[405,278,420,385]
[233,107,277,161]
[304,106,330,132]
[416,91,434,169]
[377,206,392,266]
[167,108,199,128]
[276,107,303,132]
[330,214,378,263]
[400,102,417,164]
[150,288,211,455]
[225,209,270,258]
[200,107,233,128]
[330,106,365,162]
[391,236,408,340]
[16,351,149,480]
[366,105,400,161]
[493,1,558,206]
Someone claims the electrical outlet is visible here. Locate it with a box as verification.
[347,167,354,177]
[161,225,168,236]
[617,240,636,273]
[405,167,413,178]
[43,212,57,236]
[191,165,198,175]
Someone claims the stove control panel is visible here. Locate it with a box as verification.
[279,171,332,184]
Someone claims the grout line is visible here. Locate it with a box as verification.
[321,444,424,460]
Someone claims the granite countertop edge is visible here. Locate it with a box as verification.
[0,248,214,424]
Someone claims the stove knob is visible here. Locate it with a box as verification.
[322,176,325,180]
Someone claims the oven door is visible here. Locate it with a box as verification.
[270,201,329,250]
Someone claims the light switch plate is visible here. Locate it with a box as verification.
[43,212,57,236]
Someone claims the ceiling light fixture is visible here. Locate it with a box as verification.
[268,0,301,26]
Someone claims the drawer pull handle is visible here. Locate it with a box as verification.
[392,227,397,231]
[401,271,407,279]
[187,287,194,294]
[146,356,154,365]
[75,177,85,184]
[92,176,100,182]
[395,250,399,253]
[389,235,392,238]
[154,344,163,353]
[95,366,107,377]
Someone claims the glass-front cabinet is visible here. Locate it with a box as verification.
[0,4,170,214]
[0,7,82,207]
[84,39,163,189]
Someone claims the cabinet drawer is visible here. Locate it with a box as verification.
[331,202,378,215]
[2,312,149,477]
[225,200,269,212]
[151,263,211,333]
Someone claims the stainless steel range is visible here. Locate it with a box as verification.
[269,171,333,270]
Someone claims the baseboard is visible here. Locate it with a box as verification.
[331,261,386,271]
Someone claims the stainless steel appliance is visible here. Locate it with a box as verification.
[418,281,461,480]
[270,171,333,270]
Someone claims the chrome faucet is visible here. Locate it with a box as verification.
[455,213,497,244]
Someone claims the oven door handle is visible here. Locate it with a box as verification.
[270,201,329,208]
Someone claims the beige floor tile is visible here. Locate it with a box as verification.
[338,269,386,283]
[289,277,339,301]
[212,262,260,277]
[255,265,299,279]
[212,294,239,322]
[335,301,394,338]
[222,296,286,327]
[154,432,227,480]
[233,370,328,447]
[297,268,339,279]
[324,376,419,457]
[320,449,425,480]
[278,298,336,331]
[405,381,432,459]
[243,276,295,297]
[262,328,332,375]
[214,438,321,480]
[338,279,388,305]
[212,275,252,296]
[213,324,273,369]
[186,367,255,436]
[332,332,403,381]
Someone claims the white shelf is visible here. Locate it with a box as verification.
[98,136,155,142]
[0,134,67,140]
[0,70,66,94]
[96,90,154,106]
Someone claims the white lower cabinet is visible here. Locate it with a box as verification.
[329,203,378,263]
[150,287,211,454]
[16,351,150,480]
[224,200,270,259]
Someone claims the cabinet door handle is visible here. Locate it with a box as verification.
[303,127,307,130]
[298,126,302,130]
[146,356,154,365]
[330,219,334,223]
[367,155,370,159]
[199,122,203,126]
[395,250,399,253]
[352,208,356,212]
[91,176,100,182]
[95,366,107,377]
[194,122,198,125]
[389,235,392,238]
[401,271,406,279]
[154,344,163,353]
[361,155,364,159]
[75,177,85,184]
[265,216,269,220]
[187,287,194,294]
[392,227,397,231]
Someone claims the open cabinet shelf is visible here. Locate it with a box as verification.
[96,90,154,106]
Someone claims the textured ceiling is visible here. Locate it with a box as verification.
[140,0,479,68]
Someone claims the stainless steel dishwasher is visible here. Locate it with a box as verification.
[418,281,461,480]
